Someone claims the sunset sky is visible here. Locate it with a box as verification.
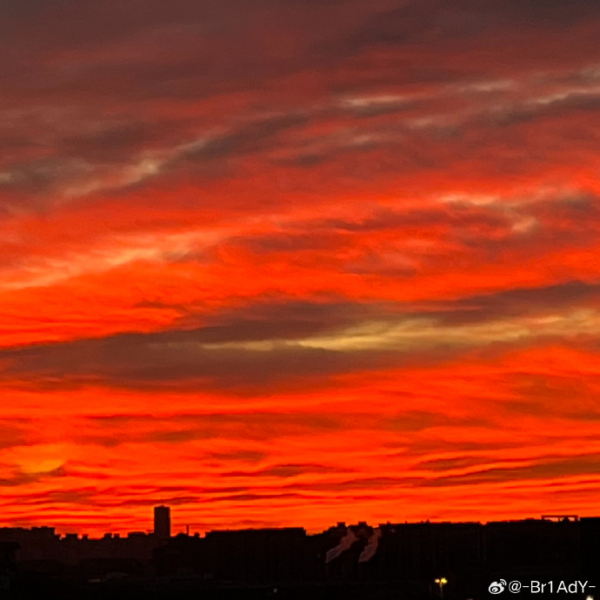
[2,0,600,536]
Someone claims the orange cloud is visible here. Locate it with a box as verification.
[2,0,600,534]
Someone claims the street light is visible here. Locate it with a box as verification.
[435,577,448,599]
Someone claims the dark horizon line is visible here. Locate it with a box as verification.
[0,510,586,539]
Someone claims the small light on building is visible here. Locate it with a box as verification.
[435,577,448,598]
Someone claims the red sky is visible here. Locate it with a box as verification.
[2,0,600,535]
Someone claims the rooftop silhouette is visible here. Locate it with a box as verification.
[1,507,598,599]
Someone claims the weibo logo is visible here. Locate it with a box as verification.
[489,580,507,594]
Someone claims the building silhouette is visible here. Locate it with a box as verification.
[153,505,171,541]
[1,508,599,599]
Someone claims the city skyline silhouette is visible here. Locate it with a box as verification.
[2,505,599,599]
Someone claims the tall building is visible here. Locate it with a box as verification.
[154,506,171,540]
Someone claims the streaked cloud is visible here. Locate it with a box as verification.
[1,0,600,534]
